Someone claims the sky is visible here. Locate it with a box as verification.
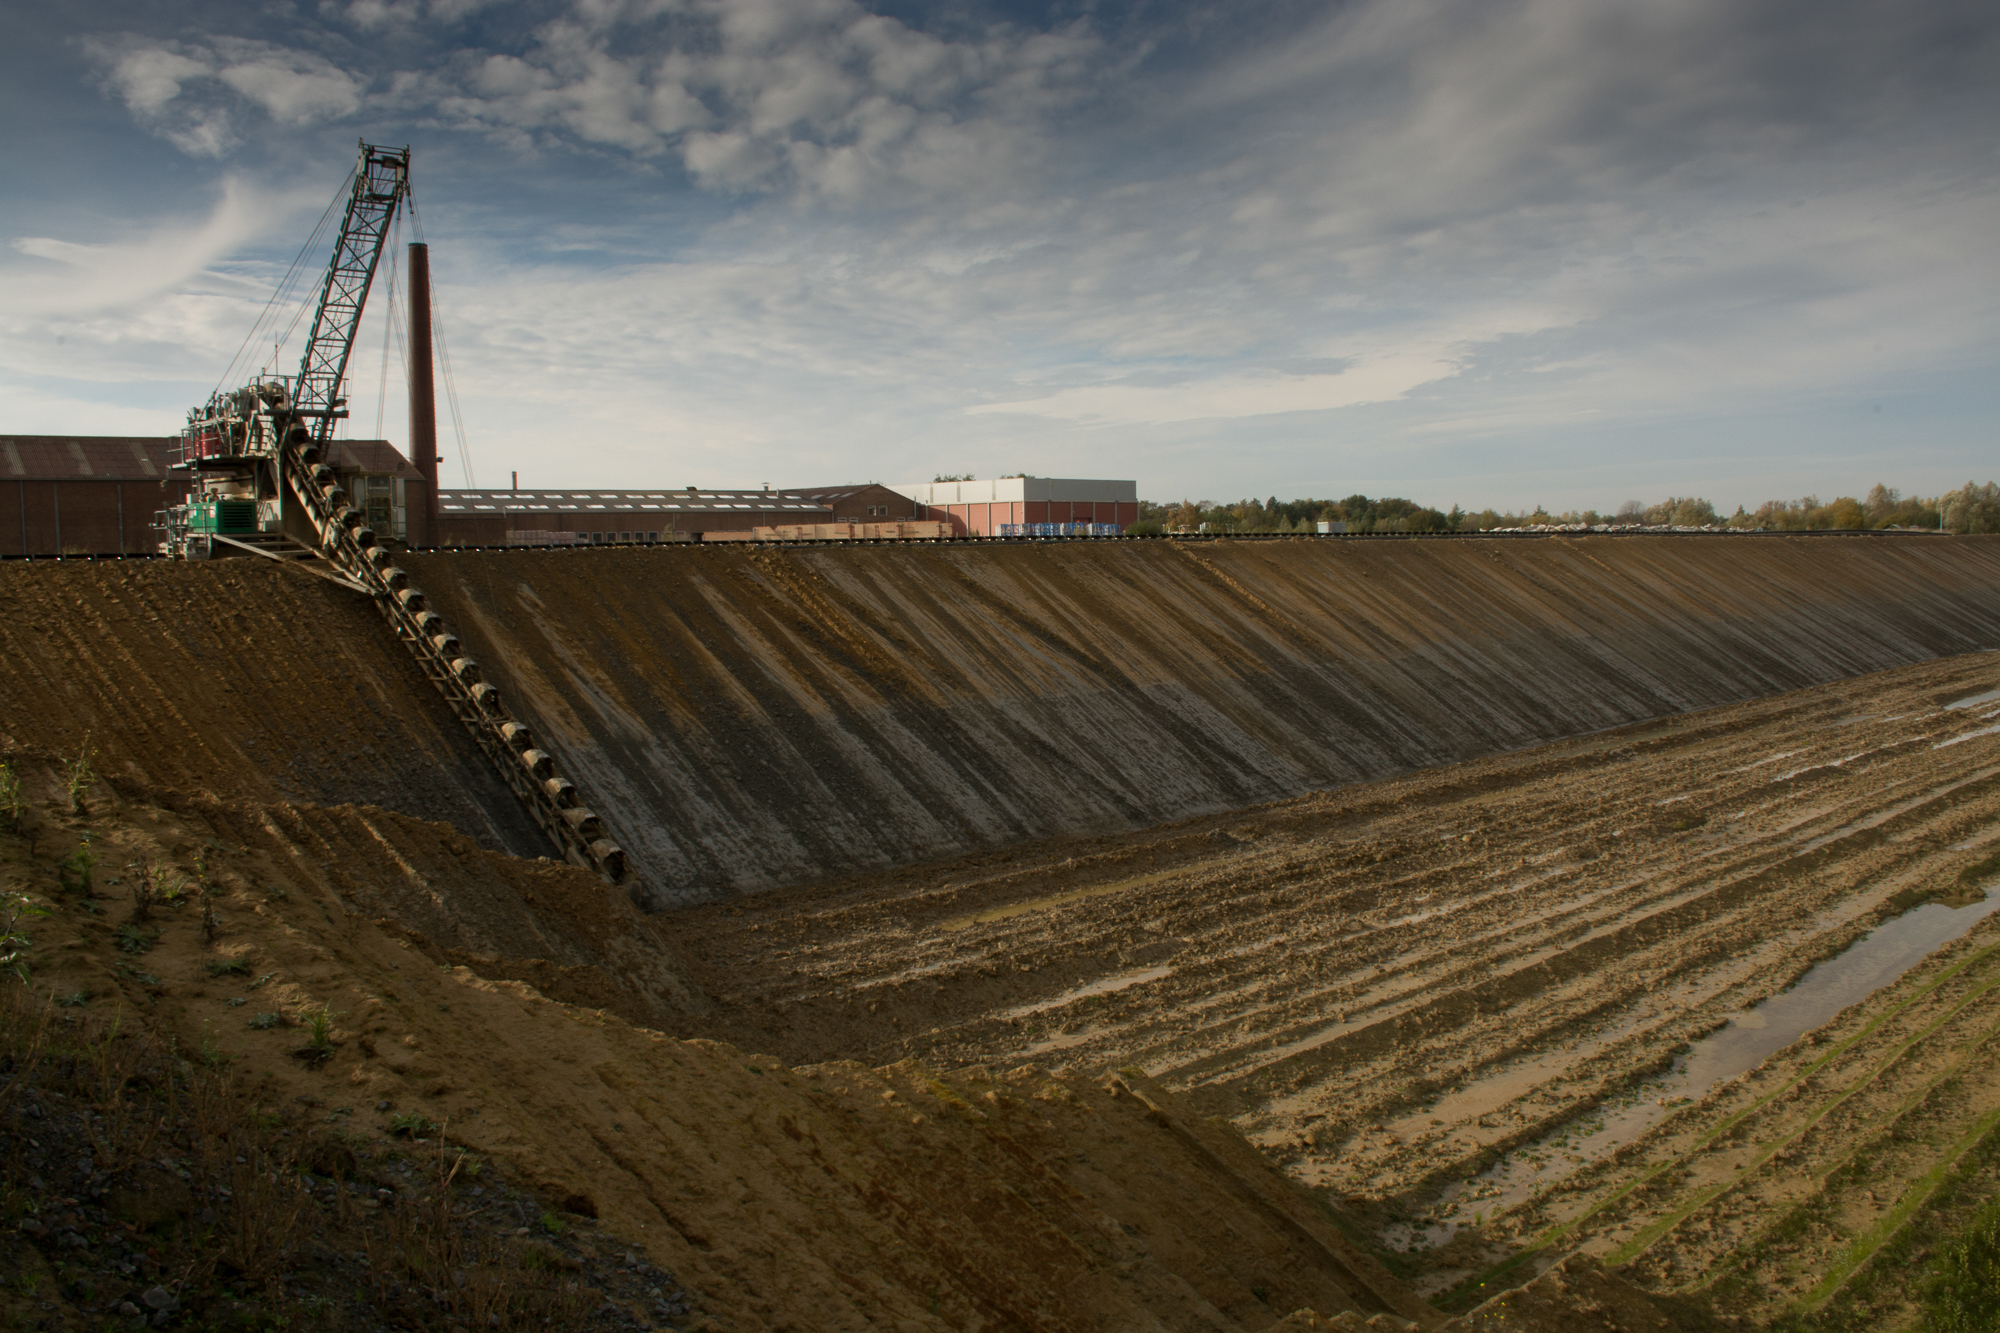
[1,0,1994,512]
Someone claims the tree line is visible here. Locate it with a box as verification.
[1132,481,2000,536]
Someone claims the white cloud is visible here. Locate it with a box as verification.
[212,39,364,123]
[2,179,312,318]
[83,35,365,156]
[424,0,1096,201]
[968,359,1457,425]
[44,0,2000,506]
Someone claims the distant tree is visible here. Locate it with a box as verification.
[1945,481,2000,534]
[1865,483,1901,523]
[932,473,976,482]
[1644,496,1717,526]
[1616,500,1646,521]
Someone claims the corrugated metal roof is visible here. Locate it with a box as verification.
[326,440,421,479]
[785,485,876,501]
[0,436,419,482]
[0,437,174,480]
[439,488,830,515]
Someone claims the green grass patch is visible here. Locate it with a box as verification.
[1920,1193,2000,1332]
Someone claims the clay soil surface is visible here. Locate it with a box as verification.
[2,759,1476,1332]
[668,651,2000,1323]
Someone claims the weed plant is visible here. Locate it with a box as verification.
[0,759,24,832]
[56,834,94,895]
[0,890,47,982]
[390,1110,442,1138]
[302,1002,338,1049]
[127,857,156,922]
[193,849,221,946]
[62,734,95,815]
[1921,1195,2000,1332]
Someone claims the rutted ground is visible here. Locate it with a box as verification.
[8,538,1997,909]
[2,758,1736,1331]
[664,651,2000,1319]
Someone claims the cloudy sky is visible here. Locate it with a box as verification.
[2,0,1993,510]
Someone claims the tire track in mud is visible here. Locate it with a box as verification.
[669,652,2000,1302]
[1462,927,2000,1323]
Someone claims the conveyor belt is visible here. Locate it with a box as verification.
[280,437,630,885]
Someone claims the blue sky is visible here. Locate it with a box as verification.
[2,0,1993,510]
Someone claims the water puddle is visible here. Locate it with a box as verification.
[1945,687,2000,710]
[999,965,1171,1020]
[1936,724,2000,750]
[1393,891,2000,1252]
[1725,751,1796,774]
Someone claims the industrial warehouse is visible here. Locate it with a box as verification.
[0,433,1136,554]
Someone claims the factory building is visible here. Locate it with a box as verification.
[1,437,182,556]
[782,483,926,522]
[0,437,1141,553]
[0,436,428,556]
[433,487,834,545]
[889,477,1139,536]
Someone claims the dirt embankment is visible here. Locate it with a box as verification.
[0,560,547,857]
[660,651,2000,1322]
[402,535,2000,905]
[4,766,1475,1333]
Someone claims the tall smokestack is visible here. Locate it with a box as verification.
[408,242,439,545]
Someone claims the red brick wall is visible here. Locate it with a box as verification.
[918,499,1139,535]
[1,478,187,556]
[819,485,922,522]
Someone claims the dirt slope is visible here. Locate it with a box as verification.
[0,559,546,857]
[3,767,1456,1333]
[402,535,2000,904]
[656,651,2000,1317]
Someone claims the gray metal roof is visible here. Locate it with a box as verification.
[0,437,173,480]
[439,489,829,515]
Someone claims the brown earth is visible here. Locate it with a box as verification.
[653,650,2000,1322]
[2,754,1719,1331]
[400,535,2000,904]
[0,558,547,856]
[7,538,1996,911]
[3,541,1998,1329]
[1,764,1462,1332]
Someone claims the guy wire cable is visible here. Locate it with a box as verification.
[212,168,352,397]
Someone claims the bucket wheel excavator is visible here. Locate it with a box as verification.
[159,142,629,887]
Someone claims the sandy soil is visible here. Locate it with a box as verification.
[659,651,2000,1320]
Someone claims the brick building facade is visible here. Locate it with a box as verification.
[888,477,1139,536]
[2,437,186,556]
